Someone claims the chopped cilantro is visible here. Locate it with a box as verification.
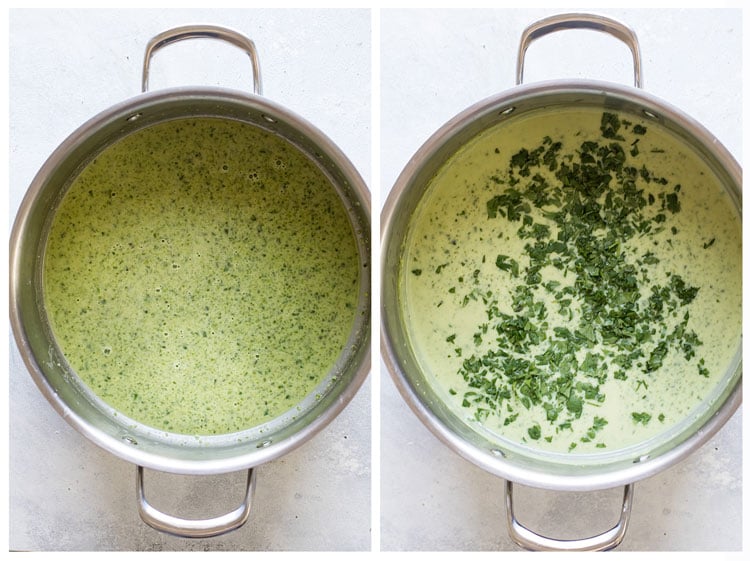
[441,110,708,451]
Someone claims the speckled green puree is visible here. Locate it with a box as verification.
[44,118,360,435]
[402,108,741,454]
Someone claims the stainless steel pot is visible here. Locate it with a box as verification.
[10,25,371,538]
[381,13,741,551]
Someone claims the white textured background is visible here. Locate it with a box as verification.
[6,6,745,554]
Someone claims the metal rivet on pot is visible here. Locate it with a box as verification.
[642,109,658,120]
[499,106,516,116]
[633,454,650,463]
[490,448,506,458]
[257,439,272,448]
[261,114,276,123]
[122,435,138,446]
[126,112,142,122]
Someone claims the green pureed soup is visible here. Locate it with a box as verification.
[44,117,360,436]
[401,108,741,454]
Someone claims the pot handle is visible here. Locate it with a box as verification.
[516,13,643,89]
[504,480,633,551]
[136,465,256,538]
[141,24,263,95]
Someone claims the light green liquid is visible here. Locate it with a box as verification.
[44,118,360,435]
[402,108,741,453]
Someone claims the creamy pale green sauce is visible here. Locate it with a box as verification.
[44,117,360,435]
[402,108,741,454]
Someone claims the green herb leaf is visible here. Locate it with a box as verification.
[600,112,624,140]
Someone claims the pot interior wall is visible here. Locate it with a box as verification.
[381,82,741,489]
[12,88,371,473]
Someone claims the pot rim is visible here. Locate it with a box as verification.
[10,85,372,475]
[380,78,741,491]
[382,78,740,228]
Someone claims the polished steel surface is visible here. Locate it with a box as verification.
[142,24,263,95]
[381,79,741,493]
[137,466,256,538]
[516,13,643,88]
[505,481,633,551]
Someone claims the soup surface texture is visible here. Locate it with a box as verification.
[401,108,741,454]
[44,117,360,435]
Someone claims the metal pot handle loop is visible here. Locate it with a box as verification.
[516,13,643,89]
[136,465,256,538]
[505,480,633,551]
[141,24,263,95]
